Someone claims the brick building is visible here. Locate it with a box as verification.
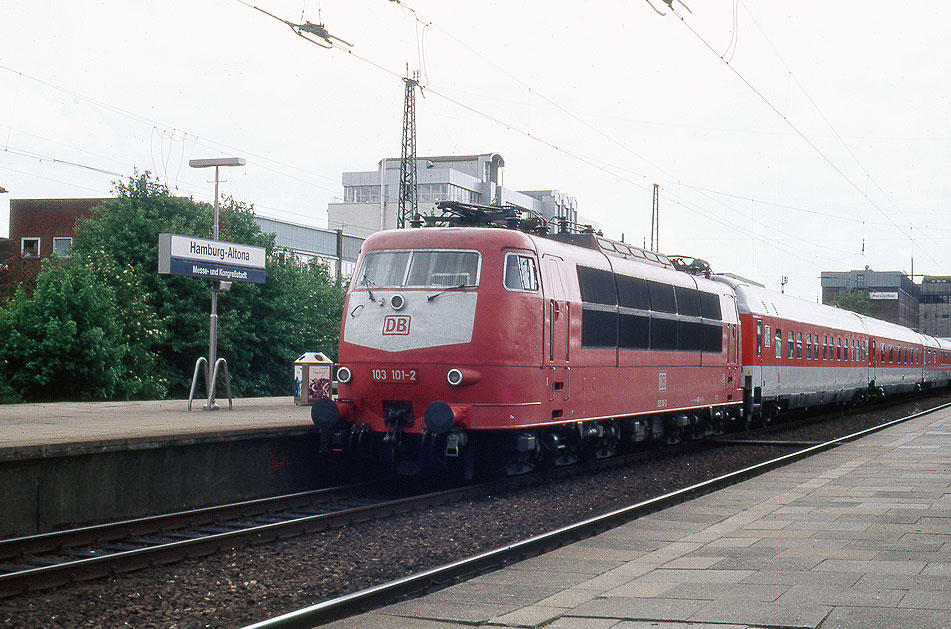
[8,198,108,262]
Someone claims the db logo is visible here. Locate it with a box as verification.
[383,315,411,336]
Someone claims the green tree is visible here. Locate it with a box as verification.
[0,172,344,402]
[832,288,872,316]
[0,255,161,401]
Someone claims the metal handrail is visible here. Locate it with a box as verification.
[209,357,233,410]
[187,357,209,411]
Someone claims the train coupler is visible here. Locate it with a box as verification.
[444,431,468,457]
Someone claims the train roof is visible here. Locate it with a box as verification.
[716,276,867,333]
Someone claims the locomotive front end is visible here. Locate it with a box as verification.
[312,228,544,476]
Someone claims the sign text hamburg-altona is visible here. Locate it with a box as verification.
[158,233,266,284]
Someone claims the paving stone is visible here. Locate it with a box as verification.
[536,587,600,608]
[776,583,906,607]
[542,617,619,629]
[631,568,754,584]
[380,599,517,624]
[899,589,951,610]
[425,580,564,607]
[814,558,927,575]
[489,604,566,627]
[660,556,725,569]
[324,612,466,629]
[820,605,951,628]
[566,596,707,622]
[688,599,832,628]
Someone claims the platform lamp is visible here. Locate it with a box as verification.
[189,157,246,410]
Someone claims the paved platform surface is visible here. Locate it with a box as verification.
[330,407,951,628]
[0,397,312,460]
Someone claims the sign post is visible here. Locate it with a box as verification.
[169,157,253,410]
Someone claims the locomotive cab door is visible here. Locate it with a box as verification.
[541,254,569,402]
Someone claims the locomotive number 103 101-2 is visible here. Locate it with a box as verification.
[370,368,418,383]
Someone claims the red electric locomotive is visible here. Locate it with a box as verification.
[312,203,744,477]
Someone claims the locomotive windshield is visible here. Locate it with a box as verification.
[358,249,481,289]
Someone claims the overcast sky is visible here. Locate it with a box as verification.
[1,0,948,301]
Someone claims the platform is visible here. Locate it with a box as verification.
[0,397,312,460]
[331,406,951,628]
[0,398,322,536]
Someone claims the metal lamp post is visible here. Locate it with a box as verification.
[189,157,246,410]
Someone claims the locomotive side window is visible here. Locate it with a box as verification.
[581,309,618,347]
[678,320,703,351]
[647,281,676,313]
[674,286,701,316]
[619,314,650,349]
[359,250,480,288]
[577,266,617,305]
[503,253,539,292]
[699,292,722,320]
[651,317,678,350]
[617,274,651,309]
[701,323,722,353]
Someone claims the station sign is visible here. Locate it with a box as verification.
[158,233,266,284]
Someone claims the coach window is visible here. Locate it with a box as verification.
[836,338,841,361]
[889,345,894,363]
[764,325,771,348]
[788,331,794,359]
[756,321,762,357]
[775,328,782,358]
[822,336,827,360]
[796,332,803,359]
[503,253,539,292]
[881,344,886,362]
[814,336,819,360]
[806,333,812,360]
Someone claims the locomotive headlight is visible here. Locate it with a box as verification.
[446,368,481,386]
[336,366,352,384]
[390,294,406,310]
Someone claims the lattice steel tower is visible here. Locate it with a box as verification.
[397,72,420,229]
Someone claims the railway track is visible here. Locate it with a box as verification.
[0,438,710,599]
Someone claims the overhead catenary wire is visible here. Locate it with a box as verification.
[655,2,945,273]
[237,1,860,272]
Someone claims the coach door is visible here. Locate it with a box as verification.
[542,254,569,401]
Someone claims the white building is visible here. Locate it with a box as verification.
[327,153,587,237]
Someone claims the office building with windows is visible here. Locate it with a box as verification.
[327,153,585,237]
